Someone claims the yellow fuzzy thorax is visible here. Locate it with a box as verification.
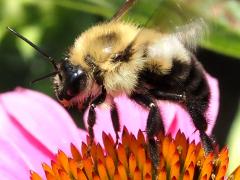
[70,21,140,69]
[69,21,146,95]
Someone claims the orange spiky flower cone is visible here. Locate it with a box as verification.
[30,128,240,180]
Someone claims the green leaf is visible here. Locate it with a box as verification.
[54,0,114,18]
[201,22,240,59]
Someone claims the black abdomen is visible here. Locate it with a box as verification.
[139,56,210,112]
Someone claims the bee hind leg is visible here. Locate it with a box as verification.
[152,89,215,154]
[186,100,215,154]
[130,92,164,171]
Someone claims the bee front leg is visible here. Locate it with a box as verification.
[130,92,164,171]
[87,88,106,148]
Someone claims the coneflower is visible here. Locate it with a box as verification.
[31,129,240,179]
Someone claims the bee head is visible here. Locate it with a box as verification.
[7,27,98,108]
[54,58,88,107]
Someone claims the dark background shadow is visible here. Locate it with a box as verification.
[198,48,240,147]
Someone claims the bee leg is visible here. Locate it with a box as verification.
[150,89,186,102]
[130,93,164,171]
[76,97,91,127]
[185,100,215,154]
[151,89,215,154]
[87,88,106,150]
[110,101,120,146]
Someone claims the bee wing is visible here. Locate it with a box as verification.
[130,0,208,50]
[111,0,137,21]
[174,19,208,51]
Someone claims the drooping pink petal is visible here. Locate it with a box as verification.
[0,139,34,179]
[85,73,219,143]
[0,88,87,177]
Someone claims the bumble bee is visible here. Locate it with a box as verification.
[8,0,215,169]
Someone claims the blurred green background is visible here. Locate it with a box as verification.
[0,0,240,173]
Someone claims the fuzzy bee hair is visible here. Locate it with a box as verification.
[69,22,143,96]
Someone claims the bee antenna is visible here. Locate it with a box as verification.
[31,71,60,84]
[7,27,59,71]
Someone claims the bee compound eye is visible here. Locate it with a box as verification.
[65,69,87,97]
[59,60,87,99]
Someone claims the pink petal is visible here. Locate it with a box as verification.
[85,73,219,144]
[0,88,87,177]
[0,104,54,177]
[0,139,32,180]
